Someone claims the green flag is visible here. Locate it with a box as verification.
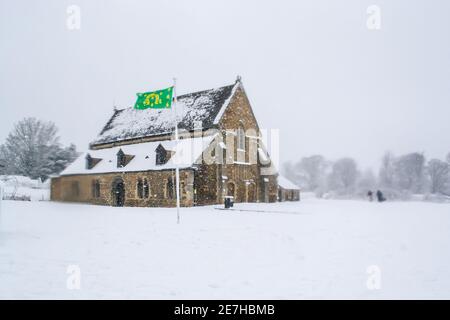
[134,86,173,110]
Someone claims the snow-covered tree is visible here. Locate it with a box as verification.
[47,143,78,176]
[0,118,78,180]
[379,151,395,188]
[0,145,7,175]
[327,158,359,194]
[357,168,377,193]
[295,155,328,191]
[393,152,426,193]
[282,161,304,188]
[427,159,450,194]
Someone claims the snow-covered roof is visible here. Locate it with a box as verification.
[258,143,278,176]
[60,135,215,176]
[278,175,300,190]
[91,82,240,146]
[258,147,269,163]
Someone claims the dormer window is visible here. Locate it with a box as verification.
[116,149,134,168]
[117,149,126,168]
[156,144,171,165]
[86,153,101,169]
[86,154,93,169]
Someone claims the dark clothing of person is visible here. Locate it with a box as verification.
[376,190,386,202]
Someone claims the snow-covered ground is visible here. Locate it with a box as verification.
[0,198,450,299]
[0,175,50,201]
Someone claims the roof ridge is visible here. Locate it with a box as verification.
[113,83,236,111]
[177,83,235,99]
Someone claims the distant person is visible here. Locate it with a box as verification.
[367,190,373,202]
[376,190,386,202]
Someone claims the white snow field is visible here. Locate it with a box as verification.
[0,198,450,299]
[0,175,50,201]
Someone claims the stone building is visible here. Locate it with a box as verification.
[277,175,301,201]
[51,78,279,207]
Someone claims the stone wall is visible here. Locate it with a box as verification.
[218,86,278,203]
[51,169,195,207]
[278,188,300,202]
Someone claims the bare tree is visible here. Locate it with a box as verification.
[0,118,78,180]
[358,168,377,193]
[328,158,359,194]
[295,155,328,191]
[379,151,395,188]
[427,159,450,194]
[0,145,7,174]
[393,152,426,193]
[282,161,304,188]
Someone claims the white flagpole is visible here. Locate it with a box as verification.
[173,78,181,224]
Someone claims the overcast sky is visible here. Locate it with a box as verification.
[1,0,449,170]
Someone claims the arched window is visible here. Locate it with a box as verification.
[92,179,100,198]
[95,180,100,198]
[237,125,245,150]
[167,177,174,199]
[91,180,96,197]
[143,178,149,198]
[71,181,80,197]
[180,181,187,200]
[137,178,143,199]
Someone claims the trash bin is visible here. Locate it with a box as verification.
[224,196,234,209]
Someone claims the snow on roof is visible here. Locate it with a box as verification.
[258,143,278,176]
[60,135,215,176]
[258,147,269,163]
[278,175,300,190]
[91,82,239,146]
